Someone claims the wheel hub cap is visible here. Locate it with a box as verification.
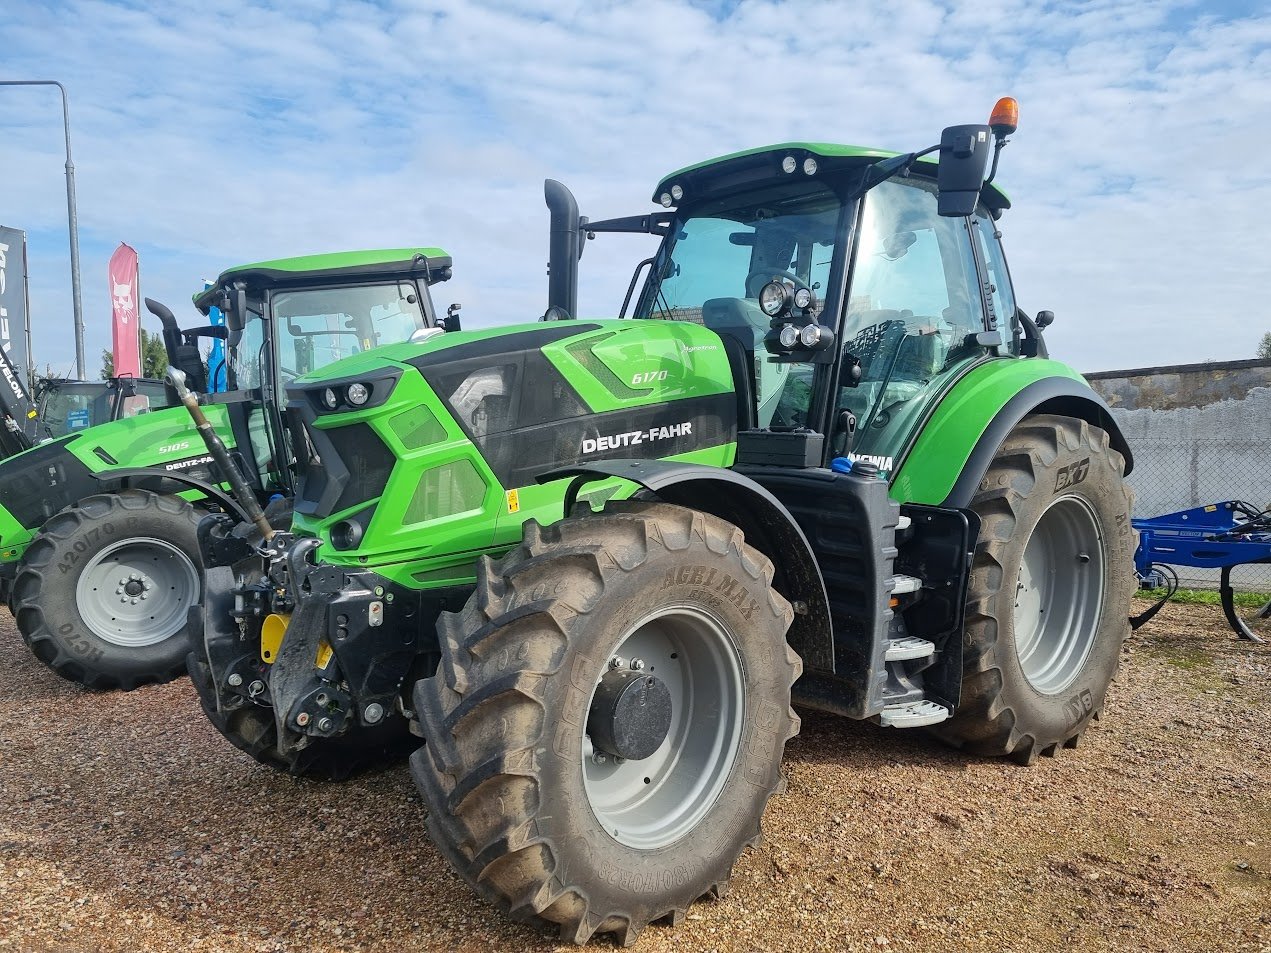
[587,670,673,761]
[75,537,200,648]
[582,604,746,850]
[1013,495,1106,695]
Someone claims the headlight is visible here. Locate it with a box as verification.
[670,184,683,201]
[781,155,797,174]
[330,519,363,550]
[803,156,818,175]
[799,323,822,348]
[793,287,813,310]
[659,192,674,207]
[759,281,789,317]
[778,324,799,349]
[346,382,370,406]
[321,387,338,410]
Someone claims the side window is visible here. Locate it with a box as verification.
[972,212,1017,344]
[846,177,985,374]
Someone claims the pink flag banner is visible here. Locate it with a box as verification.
[108,242,140,378]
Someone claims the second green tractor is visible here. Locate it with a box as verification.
[188,100,1135,944]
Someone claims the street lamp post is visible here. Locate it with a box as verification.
[0,80,86,378]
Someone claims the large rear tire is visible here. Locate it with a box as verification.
[13,490,203,690]
[411,502,800,945]
[931,415,1135,764]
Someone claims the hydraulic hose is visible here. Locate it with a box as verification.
[166,365,274,541]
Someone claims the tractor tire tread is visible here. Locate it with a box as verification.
[411,501,799,945]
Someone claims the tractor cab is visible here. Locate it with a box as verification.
[549,102,1026,481]
[182,248,452,498]
[34,376,173,441]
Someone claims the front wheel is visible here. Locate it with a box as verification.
[12,490,203,690]
[186,646,420,781]
[930,414,1136,764]
[411,502,801,945]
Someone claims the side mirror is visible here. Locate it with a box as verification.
[1036,310,1055,329]
[441,303,463,333]
[936,124,993,217]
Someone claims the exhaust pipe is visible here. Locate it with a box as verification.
[544,179,580,320]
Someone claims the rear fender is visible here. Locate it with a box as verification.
[891,361,1132,509]
[540,460,835,674]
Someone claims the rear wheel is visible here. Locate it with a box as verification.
[931,415,1136,764]
[13,490,203,690]
[411,502,800,945]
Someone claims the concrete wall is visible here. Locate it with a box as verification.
[1085,359,1271,588]
[1085,359,1271,516]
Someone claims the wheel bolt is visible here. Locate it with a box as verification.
[593,752,608,764]
[609,657,626,670]
[115,587,124,595]
[129,573,139,581]
[130,597,138,605]
[296,712,311,727]
[364,703,384,724]
[630,658,645,671]
[317,717,333,732]
[227,673,243,687]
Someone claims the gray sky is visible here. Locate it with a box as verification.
[2,0,1268,376]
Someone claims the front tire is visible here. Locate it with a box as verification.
[931,415,1136,764]
[411,502,801,945]
[186,647,420,781]
[13,490,203,690]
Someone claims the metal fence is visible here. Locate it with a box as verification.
[1119,425,1271,595]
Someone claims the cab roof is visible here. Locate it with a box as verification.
[654,142,1010,212]
[193,247,452,310]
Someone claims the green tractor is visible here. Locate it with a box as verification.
[190,100,1135,943]
[33,375,175,441]
[0,248,455,690]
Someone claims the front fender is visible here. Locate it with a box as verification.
[539,459,835,674]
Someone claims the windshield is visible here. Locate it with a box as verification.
[633,183,844,426]
[227,281,426,395]
[635,183,842,327]
[271,282,426,379]
[40,384,110,437]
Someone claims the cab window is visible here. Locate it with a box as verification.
[972,212,1018,350]
[836,177,987,471]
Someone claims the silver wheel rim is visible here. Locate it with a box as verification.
[582,604,746,850]
[1013,495,1106,694]
[75,537,200,647]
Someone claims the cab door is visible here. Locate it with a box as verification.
[829,175,991,476]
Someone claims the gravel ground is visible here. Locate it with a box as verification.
[1,600,1268,953]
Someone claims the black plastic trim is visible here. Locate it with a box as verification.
[96,468,247,522]
[407,324,600,371]
[538,459,835,674]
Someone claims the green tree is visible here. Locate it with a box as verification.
[1258,331,1271,360]
[100,328,169,380]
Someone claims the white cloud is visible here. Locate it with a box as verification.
[1,0,1268,376]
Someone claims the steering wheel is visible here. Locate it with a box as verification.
[745,269,812,301]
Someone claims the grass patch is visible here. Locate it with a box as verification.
[1139,587,1270,608]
